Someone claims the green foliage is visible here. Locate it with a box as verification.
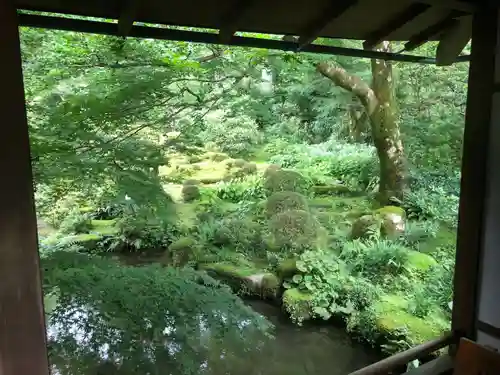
[269,210,321,253]
[265,191,309,217]
[216,176,266,202]
[340,240,409,283]
[168,237,200,267]
[263,169,310,195]
[42,251,272,375]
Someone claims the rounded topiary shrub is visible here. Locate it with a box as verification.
[181,185,201,202]
[269,210,320,252]
[214,219,265,254]
[233,159,247,168]
[264,169,310,195]
[241,162,257,175]
[263,164,282,179]
[168,237,199,267]
[265,191,308,217]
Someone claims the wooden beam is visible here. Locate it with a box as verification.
[363,3,432,50]
[404,11,462,51]
[18,13,458,64]
[416,0,478,12]
[297,0,356,50]
[451,6,498,349]
[0,2,50,375]
[218,0,254,44]
[436,15,472,66]
[118,0,137,37]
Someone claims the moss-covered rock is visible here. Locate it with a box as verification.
[350,215,381,239]
[90,220,118,235]
[261,274,281,299]
[205,151,229,162]
[264,169,310,195]
[265,191,308,217]
[168,237,199,267]
[375,206,406,238]
[276,258,299,279]
[406,250,437,271]
[181,184,201,202]
[269,210,321,252]
[282,288,313,324]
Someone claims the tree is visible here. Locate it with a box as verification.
[316,42,407,204]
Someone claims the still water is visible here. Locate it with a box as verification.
[241,300,380,375]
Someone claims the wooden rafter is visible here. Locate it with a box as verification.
[118,0,137,37]
[297,0,356,51]
[363,3,431,50]
[404,10,463,51]
[218,0,254,43]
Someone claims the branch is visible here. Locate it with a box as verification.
[316,62,378,115]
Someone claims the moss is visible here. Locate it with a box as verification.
[265,191,308,217]
[233,159,247,168]
[406,250,437,271]
[199,262,263,294]
[181,184,201,202]
[205,152,229,162]
[282,288,313,323]
[264,169,309,195]
[269,210,321,252]
[374,294,446,345]
[276,258,299,279]
[90,220,118,235]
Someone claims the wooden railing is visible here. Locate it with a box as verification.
[348,333,457,375]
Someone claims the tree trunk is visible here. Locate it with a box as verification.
[316,42,407,204]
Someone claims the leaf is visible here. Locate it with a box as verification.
[313,306,331,320]
[295,260,307,272]
[292,274,303,283]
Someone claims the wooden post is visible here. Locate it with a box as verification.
[0,1,50,375]
[452,5,500,352]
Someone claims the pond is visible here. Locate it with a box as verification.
[239,300,381,375]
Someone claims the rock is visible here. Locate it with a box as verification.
[282,288,313,324]
[350,215,381,239]
[261,274,281,299]
[181,184,201,202]
[276,258,299,279]
[375,206,406,238]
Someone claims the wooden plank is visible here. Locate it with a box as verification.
[404,11,461,51]
[297,0,357,50]
[436,16,472,66]
[454,338,500,374]
[18,13,453,64]
[0,1,50,375]
[364,3,432,50]
[452,6,499,348]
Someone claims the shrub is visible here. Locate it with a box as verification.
[213,219,266,255]
[269,210,320,252]
[263,164,282,179]
[182,185,201,202]
[264,169,310,196]
[232,159,247,168]
[182,179,200,186]
[59,211,93,234]
[265,191,308,217]
[241,162,257,175]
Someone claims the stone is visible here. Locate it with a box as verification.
[375,206,406,238]
[282,288,313,324]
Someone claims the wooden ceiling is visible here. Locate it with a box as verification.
[15,0,481,64]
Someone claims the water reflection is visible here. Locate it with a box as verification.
[47,299,378,375]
